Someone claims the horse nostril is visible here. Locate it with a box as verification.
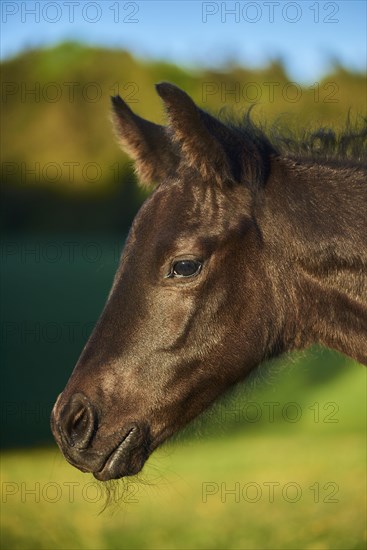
[60,393,97,450]
[68,407,88,444]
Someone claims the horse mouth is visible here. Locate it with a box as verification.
[93,426,147,481]
[51,393,151,481]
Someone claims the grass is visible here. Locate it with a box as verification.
[1,364,366,550]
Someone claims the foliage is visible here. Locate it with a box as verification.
[1,46,366,549]
[1,42,366,232]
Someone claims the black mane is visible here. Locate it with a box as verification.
[225,111,367,168]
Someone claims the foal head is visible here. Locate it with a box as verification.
[50,84,293,480]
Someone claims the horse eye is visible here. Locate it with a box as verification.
[172,260,202,278]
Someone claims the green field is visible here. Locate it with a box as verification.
[2,44,366,550]
[1,361,366,550]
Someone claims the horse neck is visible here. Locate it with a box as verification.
[261,156,367,365]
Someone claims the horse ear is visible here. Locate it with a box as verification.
[155,82,238,186]
[111,95,179,186]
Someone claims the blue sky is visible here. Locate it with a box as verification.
[1,1,366,82]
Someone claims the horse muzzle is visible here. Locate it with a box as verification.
[50,392,150,480]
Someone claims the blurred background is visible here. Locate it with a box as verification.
[1,1,366,549]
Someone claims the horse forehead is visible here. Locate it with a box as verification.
[142,179,228,230]
[127,179,249,262]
